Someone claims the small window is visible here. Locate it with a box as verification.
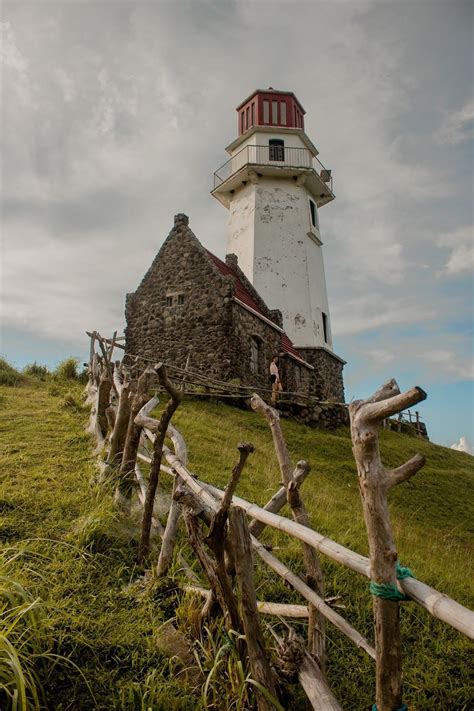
[240,111,244,133]
[177,294,184,306]
[263,100,269,123]
[272,100,278,124]
[322,312,329,343]
[246,107,249,130]
[250,337,260,374]
[309,199,319,230]
[251,102,255,126]
[269,138,284,162]
[166,296,173,307]
[281,102,287,125]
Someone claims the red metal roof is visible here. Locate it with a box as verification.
[206,249,308,364]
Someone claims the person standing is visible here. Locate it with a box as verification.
[269,355,282,405]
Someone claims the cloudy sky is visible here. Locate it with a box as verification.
[1,0,473,449]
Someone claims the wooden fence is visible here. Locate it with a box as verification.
[85,330,473,711]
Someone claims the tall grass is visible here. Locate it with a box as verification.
[0,569,47,710]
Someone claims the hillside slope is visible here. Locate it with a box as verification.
[0,381,472,710]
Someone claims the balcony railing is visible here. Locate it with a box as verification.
[213,144,333,193]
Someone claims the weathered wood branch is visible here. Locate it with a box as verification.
[229,506,280,710]
[270,626,342,711]
[184,586,310,618]
[387,453,425,488]
[349,379,427,711]
[96,333,119,400]
[114,367,154,511]
[156,477,182,577]
[251,535,375,659]
[250,394,325,666]
[184,512,241,632]
[248,461,311,537]
[139,364,182,562]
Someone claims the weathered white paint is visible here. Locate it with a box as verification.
[227,175,332,349]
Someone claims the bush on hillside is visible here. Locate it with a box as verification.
[0,357,26,386]
[23,361,50,379]
[54,357,80,381]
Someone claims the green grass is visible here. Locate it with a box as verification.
[0,383,472,709]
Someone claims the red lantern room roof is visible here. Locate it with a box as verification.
[236,88,306,135]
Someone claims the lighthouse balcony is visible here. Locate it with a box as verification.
[212,144,334,208]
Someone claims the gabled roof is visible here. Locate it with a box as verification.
[205,249,311,368]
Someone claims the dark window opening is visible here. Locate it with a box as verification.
[240,111,244,133]
[166,296,173,307]
[246,107,250,130]
[309,199,319,230]
[177,294,184,306]
[269,138,284,162]
[251,102,255,126]
[322,312,329,343]
[281,101,287,125]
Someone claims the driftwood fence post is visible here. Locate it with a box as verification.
[349,379,427,711]
[250,394,325,668]
[138,363,182,562]
[114,366,155,511]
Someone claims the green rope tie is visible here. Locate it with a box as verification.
[369,562,414,602]
[372,705,408,711]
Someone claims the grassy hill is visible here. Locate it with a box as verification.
[0,377,473,710]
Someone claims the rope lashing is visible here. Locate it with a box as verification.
[372,705,408,711]
[369,562,414,601]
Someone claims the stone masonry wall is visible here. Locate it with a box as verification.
[297,347,345,402]
[125,215,236,378]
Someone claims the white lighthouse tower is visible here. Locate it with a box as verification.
[211,88,336,353]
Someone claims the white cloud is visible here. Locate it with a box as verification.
[450,436,473,455]
[437,226,474,276]
[436,98,474,145]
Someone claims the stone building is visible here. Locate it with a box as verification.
[125,213,344,401]
[125,88,345,403]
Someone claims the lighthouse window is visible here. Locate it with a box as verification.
[246,107,250,129]
[251,102,255,126]
[240,111,245,133]
[309,199,319,230]
[263,100,269,124]
[322,312,329,344]
[269,138,284,161]
[272,100,278,124]
[281,102,287,125]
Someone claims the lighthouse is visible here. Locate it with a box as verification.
[211,88,336,353]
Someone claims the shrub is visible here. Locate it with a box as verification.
[54,357,79,381]
[0,357,25,387]
[23,362,50,379]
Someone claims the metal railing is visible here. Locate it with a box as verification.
[213,144,333,193]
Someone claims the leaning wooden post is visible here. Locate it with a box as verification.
[250,394,325,668]
[138,363,182,562]
[114,366,154,511]
[349,379,426,711]
[229,506,280,711]
[106,366,132,471]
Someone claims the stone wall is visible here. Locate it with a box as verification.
[279,401,349,429]
[297,347,345,402]
[125,214,235,377]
